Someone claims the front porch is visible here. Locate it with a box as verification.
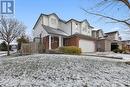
[43,35,64,50]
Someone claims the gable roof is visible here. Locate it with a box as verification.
[92,29,104,34]
[122,40,130,42]
[105,31,119,34]
[68,33,97,41]
[33,14,43,30]
[42,25,69,36]
[66,19,82,23]
[42,13,66,23]
[66,19,94,28]
[33,13,66,30]
[33,13,94,30]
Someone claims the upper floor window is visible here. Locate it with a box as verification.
[75,23,78,29]
[83,25,87,32]
[51,18,56,24]
[88,30,90,34]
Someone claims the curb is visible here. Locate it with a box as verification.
[83,55,123,59]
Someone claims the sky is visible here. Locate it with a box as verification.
[14,0,130,40]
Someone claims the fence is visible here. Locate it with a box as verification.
[21,43,44,55]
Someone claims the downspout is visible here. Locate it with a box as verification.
[71,21,72,35]
[42,15,43,25]
[80,23,81,34]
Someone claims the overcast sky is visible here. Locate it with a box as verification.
[13,0,130,40]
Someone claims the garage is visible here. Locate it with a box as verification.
[79,39,95,52]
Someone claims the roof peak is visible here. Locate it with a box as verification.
[105,31,118,34]
[42,13,91,24]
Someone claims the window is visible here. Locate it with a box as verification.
[51,18,56,24]
[88,30,90,34]
[75,23,78,29]
[83,25,87,32]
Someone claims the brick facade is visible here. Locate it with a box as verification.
[43,36,49,49]
[63,36,80,47]
[43,36,59,49]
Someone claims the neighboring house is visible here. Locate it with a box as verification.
[96,31,123,52]
[105,31,123,51]
[92,29,112,52]
[33,13,96,52]
[92,29,104,39]
[122,40,130,52]
[104,31,121,41]
[122,40,130,45]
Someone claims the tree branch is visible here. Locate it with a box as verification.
[81,8,130,28]
[0,16,26,55]
[119,0,130,9]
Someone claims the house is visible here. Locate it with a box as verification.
[95,31,123,52]
[92,29,112,52]
[33,13,96,52]
[92,29,104,39]
[122,40,130,52]
[105,31,123,51]
[104,31,121,41]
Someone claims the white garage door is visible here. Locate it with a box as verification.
[79,39,95,52]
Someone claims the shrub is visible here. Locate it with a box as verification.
[113,49,123,53]
[119,49,123,53]
[59,46,81,55]
[113,49,118,53]
[17,36,29,50]
[0,41,7,51]
[46,49,63,54]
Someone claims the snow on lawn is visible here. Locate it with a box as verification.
[106,53,130,60]
[0,54,130,87]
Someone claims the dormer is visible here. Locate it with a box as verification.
[48,13,59,29]
[81,20,92,36]
[97,29,104,39]
[66,19,81,34]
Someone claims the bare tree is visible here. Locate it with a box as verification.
[0,16,26,56]
[82,0,130,28]
[120,0,130,9]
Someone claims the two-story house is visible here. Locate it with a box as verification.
[95,31,123,52]
[105,31,121,41]
[33,13,96,52]
[92,29,110,52]
[104,31,123,51]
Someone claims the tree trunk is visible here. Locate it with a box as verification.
[7,42,10,56]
